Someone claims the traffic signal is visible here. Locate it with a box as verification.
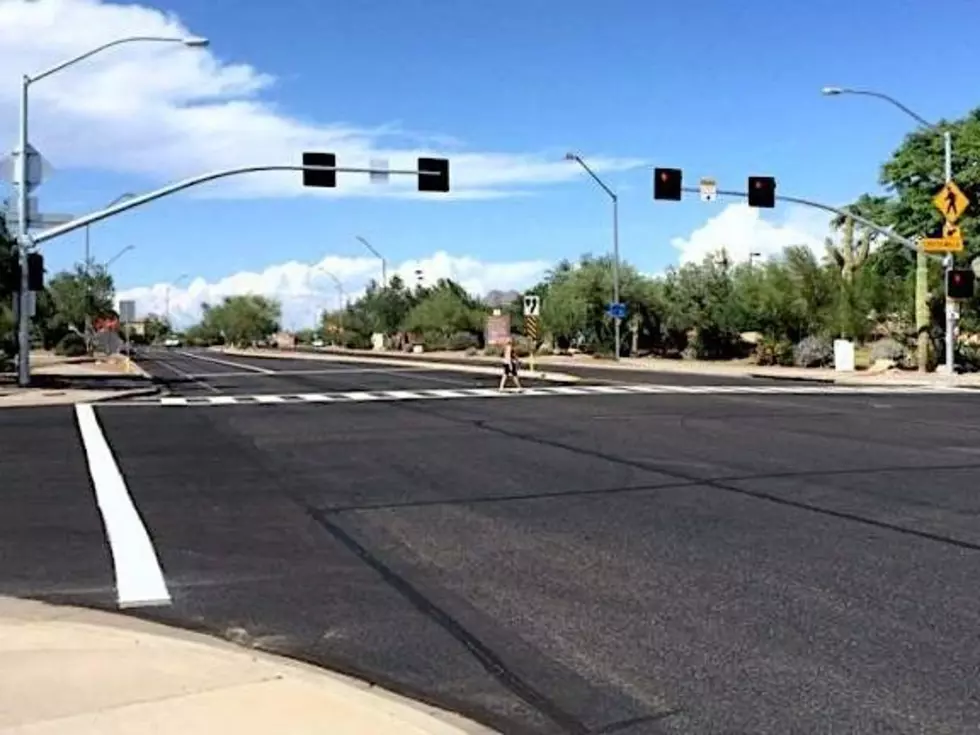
[946,268,975,300]
[302,151,337,188]
[417,157,449,192]
[653,167,682,201]
[27,252,44,291]
[747,176,776,208]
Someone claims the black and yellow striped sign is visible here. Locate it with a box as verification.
[524,315,540,340]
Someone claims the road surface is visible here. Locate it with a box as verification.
[2,347,979,734]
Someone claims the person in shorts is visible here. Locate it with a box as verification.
[498,337,523,391]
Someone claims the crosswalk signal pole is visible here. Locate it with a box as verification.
[943,130,955,377]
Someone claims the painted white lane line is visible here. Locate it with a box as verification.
[176,350,276,374]
[151,355,222,393]
[74,404,170,608]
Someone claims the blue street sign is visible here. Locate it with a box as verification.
[606,302,626,319]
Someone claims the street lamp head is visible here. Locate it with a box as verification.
[821,86,844,96]
[182,37,210,48]
[564,152,578,162]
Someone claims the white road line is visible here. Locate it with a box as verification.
[176,366,450,379]
[254,394,287,403]
[176,350,276,374]
[424,389,473,398]
[298,393,335,402]
[74,404,170,608]
[151,355,222,393]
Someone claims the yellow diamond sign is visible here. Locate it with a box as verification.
[934,181,970,224]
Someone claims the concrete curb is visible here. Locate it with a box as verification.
[85,384,164,403]
[0,597,499,735]
[218,347,583,384]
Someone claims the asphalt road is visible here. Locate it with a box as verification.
[3,353,980,734]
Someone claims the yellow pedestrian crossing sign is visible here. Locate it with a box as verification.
[934,181,969,224]
[921,222,965,253]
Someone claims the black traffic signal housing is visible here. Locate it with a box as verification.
[3,253,45,292]
[302,151,337,188]
[418,157,449,192]
[947,268,975,300]
[27,252,44,291]
[747,176,776,208]
[653,167,682,201]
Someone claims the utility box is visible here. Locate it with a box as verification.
[834,339,855,372]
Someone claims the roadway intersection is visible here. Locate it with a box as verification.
[2,348,980,734]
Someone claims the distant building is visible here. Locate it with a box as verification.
[273,331,296,349]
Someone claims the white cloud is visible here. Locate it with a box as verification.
[670,203,831,266]
[116,250,549,329]
[0,0,643,200]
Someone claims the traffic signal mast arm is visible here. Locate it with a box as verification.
[677,185,924,256]
[31,161,447,246]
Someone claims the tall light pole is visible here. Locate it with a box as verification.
[314,267,345,337]
[84,193,135,346]
[15,35,209,386]
[821,85,953,374]
[566,152,621,360]
[165,273,190,328]
[356,235,387,288]
[104,244,135,269]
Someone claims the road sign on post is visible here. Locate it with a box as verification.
[0,143,53,194]
[522,294,540,317]
[606,302,626,320]
[934,181,969,224]
[118,299,137,374]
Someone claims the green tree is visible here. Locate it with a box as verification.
[401,279,484,343]
[38,263,115,348]
[195,295,281,347]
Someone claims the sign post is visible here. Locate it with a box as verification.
[118,299,136,374]
[522,295,541,372]
[930,181,970,374]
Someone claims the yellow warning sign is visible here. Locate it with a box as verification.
[921,223,965,253]
[933,181,970,224]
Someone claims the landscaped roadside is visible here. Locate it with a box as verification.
[265,345,980,388]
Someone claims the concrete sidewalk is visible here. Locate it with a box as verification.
[0,597,495,735]
[0,356,159,407]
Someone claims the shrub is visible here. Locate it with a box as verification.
[340,331,372,350]
[464,346,478,357]
[793,335,833,368]
[869,337,908,364]
[536,343,554,356]
[447,332,480,351]
[484,344,504,357]
[54,333,87,357]
[755,336,794,366]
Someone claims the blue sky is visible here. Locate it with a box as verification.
[3,0,979,327]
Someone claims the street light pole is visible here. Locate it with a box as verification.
[85,193,136,349]
[822,86,954,374]
[566,152,621,360]
[15,35,208,387]
[165,273,190,328]
[356,236,387,288]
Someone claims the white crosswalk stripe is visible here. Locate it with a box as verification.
[115,382,975,407]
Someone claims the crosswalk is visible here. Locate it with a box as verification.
[108,382,975,407]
